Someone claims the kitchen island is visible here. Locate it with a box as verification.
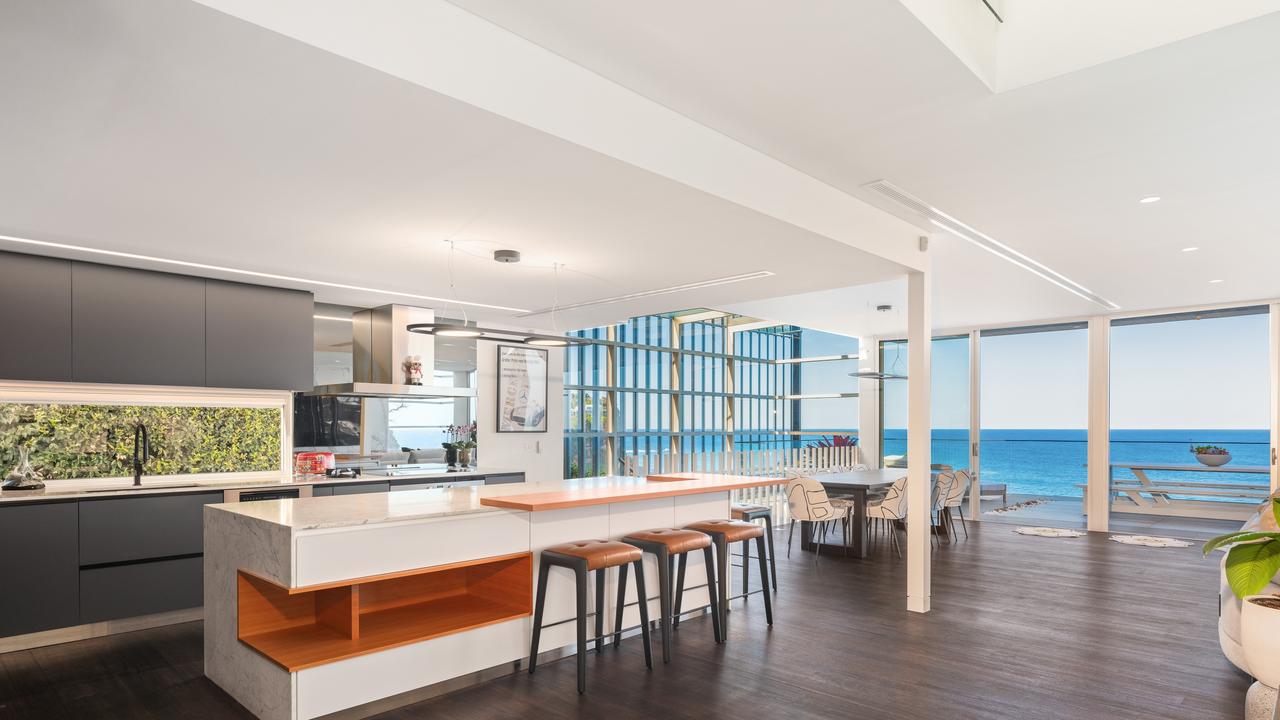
[204,474,782,720]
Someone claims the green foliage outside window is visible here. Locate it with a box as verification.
[0,403,282,480]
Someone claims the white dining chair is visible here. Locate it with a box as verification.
[785,475,845,561]
[931,472,955,548]
[943,469,972,539]
[865,476,907,558]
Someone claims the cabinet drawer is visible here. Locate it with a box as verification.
[79,556,202,624]
[79,491,223,566]
[483,474,524,485]
[330,482,389,495]
[310,486,334,497]
[0,502,79,637]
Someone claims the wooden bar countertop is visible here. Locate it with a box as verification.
[477,473,785,512]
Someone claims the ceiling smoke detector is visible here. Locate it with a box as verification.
[493,249,521,263]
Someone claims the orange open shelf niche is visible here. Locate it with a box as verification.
[237,551,533,671]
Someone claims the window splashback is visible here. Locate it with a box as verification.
[0,403,282,480]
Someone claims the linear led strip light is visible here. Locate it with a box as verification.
[0,234,528,313]
[516,271,774,317]
[862,180,1120,310]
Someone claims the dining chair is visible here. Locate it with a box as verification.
[784,475,845,561]
[865,476,908,558]
[943,469,972,539]
[931,472,955,548]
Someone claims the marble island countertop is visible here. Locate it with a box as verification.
[208,474,785,531]
[0,466,515,504]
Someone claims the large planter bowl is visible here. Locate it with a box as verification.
[1242,595,1280,689]
[1196,453,1232,467]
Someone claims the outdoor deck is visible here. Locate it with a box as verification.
[979,494,1243,540]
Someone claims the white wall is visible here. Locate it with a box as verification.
[475,341,565,484]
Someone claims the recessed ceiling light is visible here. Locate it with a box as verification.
[1139,196,1162,204]
[1209,279,1224,284]
[1180,247,1199,253]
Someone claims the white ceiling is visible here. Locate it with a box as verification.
[448,0,1280,335]
[0,0,909,331]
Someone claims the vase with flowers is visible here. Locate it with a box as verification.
[442,423,477,468]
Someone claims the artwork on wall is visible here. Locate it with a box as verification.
[496,345,548,433]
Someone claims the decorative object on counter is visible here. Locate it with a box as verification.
[2,446,44,490]
[497,346,548,432]
[293,451,335,475]
[442,423,477,468]
[0,403,280,479]
[1192,444,1232,466]
[401,355,423,385]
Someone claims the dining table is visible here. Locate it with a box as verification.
[799,468,907,558]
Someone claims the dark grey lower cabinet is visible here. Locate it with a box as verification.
[310,486,334,496]
[79,556,203,624]
[0,502,79,637]
[79,492,223,566]
[330,482,390,495]
[484,474,524,485]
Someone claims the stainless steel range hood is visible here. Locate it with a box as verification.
[305,305,477,399]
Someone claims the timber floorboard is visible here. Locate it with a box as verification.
[0,522,1251,719]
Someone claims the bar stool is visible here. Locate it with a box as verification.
[680,519,772,637]
[528,540,652,694]
[731,502,778,593]
[622,528,721,663]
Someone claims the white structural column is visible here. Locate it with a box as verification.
[1086,317,1111,532]
[968,330,982,522]
[1271,303,1280,492]
[857,335,881,468]
[905,271,932,613]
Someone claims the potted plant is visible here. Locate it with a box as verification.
[1204,498,1280,689]
[442,423,477,468]
[1192,444,1232,467]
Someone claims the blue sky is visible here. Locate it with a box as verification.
[871,312,1269,430]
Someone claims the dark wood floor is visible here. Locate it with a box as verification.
[0,522,1250,719]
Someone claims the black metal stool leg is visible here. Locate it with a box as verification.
[613,561,629,648]
[574,564,588,694]
[741,537,750,601]
[763,514,778,591]
[631,559,653,669]
[755,535,773,626]
[715,536,729,637]
[702,545,722,643]
[528,558,550,673]
[594,569,605,654]
[672,552,687,631]
[655,548,672,662]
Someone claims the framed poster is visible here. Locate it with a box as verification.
[496,345,548,432]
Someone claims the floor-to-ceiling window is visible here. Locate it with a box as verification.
[978,322,1088,519]
[879,335,969,470]
[564,313,858,478]
[1110,306,1270,527]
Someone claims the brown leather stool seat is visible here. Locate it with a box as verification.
[622,528,721,661]
[729,503,779,593]
[685,519,764,544]
[624,528,711,554]
[682,518,773,636]
[529,539,652,693]
[544,539,642,570]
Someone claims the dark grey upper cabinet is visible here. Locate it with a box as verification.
[72,263,206,387]
[0,252,72,381]
[205,280,313,390]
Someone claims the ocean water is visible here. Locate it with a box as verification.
[881,428,1271,499]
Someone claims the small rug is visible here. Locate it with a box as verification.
[1108,535,1193,548]
[986,498,1051,515]
[1013,526,1086,538]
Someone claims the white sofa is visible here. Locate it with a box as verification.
[1219,495,1280,676]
